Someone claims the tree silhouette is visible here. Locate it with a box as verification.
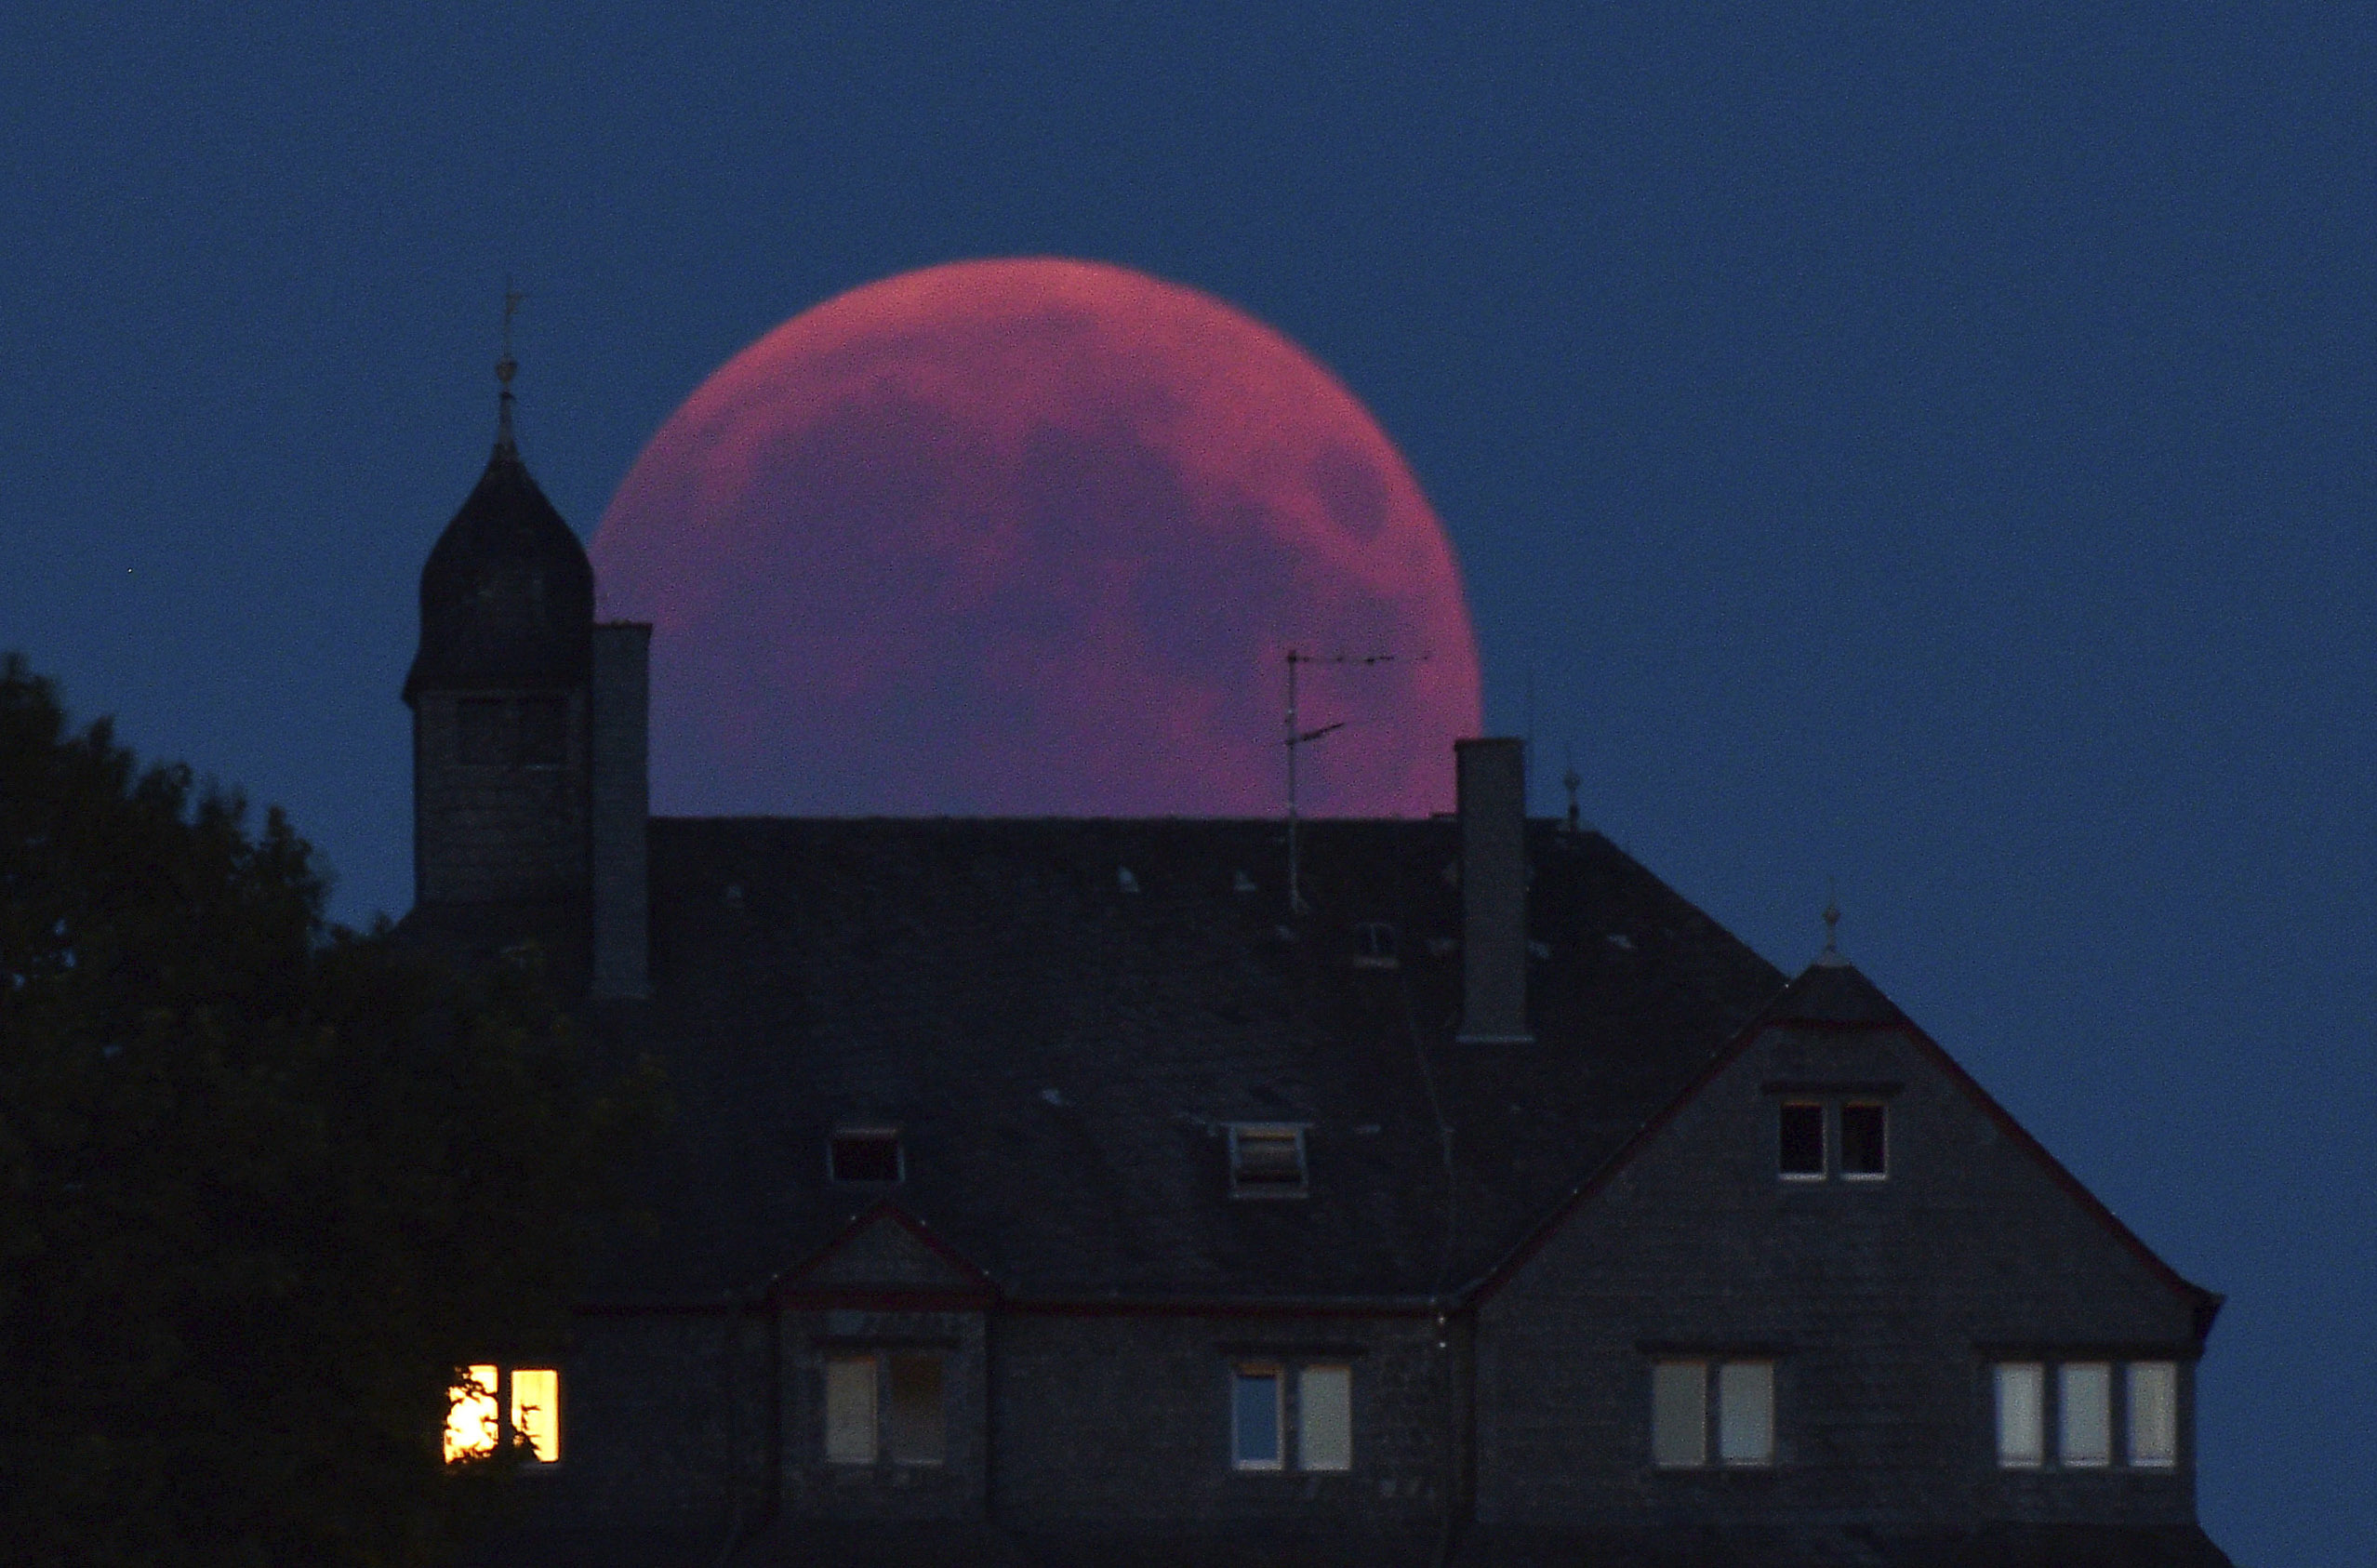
[0,655,660,1567]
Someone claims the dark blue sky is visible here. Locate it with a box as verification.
[4,7,2369,1561]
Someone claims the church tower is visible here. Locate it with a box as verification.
[403,358,597,918]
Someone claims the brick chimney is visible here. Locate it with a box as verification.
[1455,737,1532,1043]
[588,622,651,1000]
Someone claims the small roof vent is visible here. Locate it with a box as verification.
[1118,867,1139,894]
[829,1128,903,1185]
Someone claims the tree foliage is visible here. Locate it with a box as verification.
[0,656,660,1567]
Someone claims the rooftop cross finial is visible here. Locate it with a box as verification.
[495,279,526,454]
[1817,879,1847,967]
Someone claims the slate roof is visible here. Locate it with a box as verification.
[578,815,1786,1306]
[404,442,594,700]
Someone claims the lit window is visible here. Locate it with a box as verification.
[1717,1361,1775,1466]
[1233,1366,1283,1469]
[445,1364,561,1465]
[1778,1103,1825,1178]
[445,1365,499,1463]
[1228,1124,1308,1198]
[2128,1362,2178,1467]
[823,1351,945,1466]
[1651,1360,1707,1468]
[1298,1365,1352,1471]
[830,1129,902,1184]
[1995,1362,2045,1467]
[1653,1358,1774,1468]
[2060,1362,2112,1467]
[1840,1102,1887,1178]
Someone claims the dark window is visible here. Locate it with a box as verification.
[1351,922,1399,968]
[457,699,509,764]
[1229,1124,1308,1196]
[1778,1102,1825,1177]
[882,1351,947,1464]
[830,1130,902,1184]
[1840,1102,1887,1177]
[518,697,567,765]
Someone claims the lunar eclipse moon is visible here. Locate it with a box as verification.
[590,258,1483,817]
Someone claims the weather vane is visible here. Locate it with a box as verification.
[496,279,527,449]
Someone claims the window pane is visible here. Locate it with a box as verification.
[445,1365,499,1464]
[1233,1369,1281,1468]
[1299,1365,1352,1471]
[2061,1362,2112,1466]
[1778,1103,1825,1176]
[1996,1362,2044,1467]
[2128,1362,2178,1467]
[1717,1361,1775,1465]
[510,1368,561,1463]
[1652,1361,1706,1468]
[1840,1103,1887,1177]
[825,1355,878,1465]
[883,1351,946,1464]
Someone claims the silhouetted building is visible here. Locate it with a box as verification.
[404,409,2233,1567]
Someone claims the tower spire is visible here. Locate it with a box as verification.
[496,280,526,455]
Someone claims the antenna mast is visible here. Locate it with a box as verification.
[1282,649,1399,916]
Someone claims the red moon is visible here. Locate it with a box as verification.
[589,259,1483,817]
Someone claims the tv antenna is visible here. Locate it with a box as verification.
[1282,648,1403,916]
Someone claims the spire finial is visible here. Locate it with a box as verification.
[1816,878,1847,967]
[495,279,526,454]
[1560,745,1581,833]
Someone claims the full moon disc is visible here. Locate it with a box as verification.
[589,258,1483,817]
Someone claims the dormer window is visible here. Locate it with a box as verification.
[830,1129,903,1184]
[1350,923,1399,969]
[1228,1124,1308,1198]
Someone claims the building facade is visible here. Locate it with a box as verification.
[405,420,2233,1567]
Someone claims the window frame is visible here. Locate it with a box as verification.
[823,1348,949,1467]
[1989,1357,2185,1471]
[1777,1101,1827,1180]
[1227,1123,1309,1199]
[1839,1100,1889,1180]
[828,1127,905,1186]
[1231,1363,1286,1471]
[444,1362,563,1467]
[1650,1356,1777,1470]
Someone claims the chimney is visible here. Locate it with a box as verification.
[1455,737,1532,1043]
[589,622,652,1000]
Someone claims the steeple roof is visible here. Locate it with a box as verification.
[403,434,593,701]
